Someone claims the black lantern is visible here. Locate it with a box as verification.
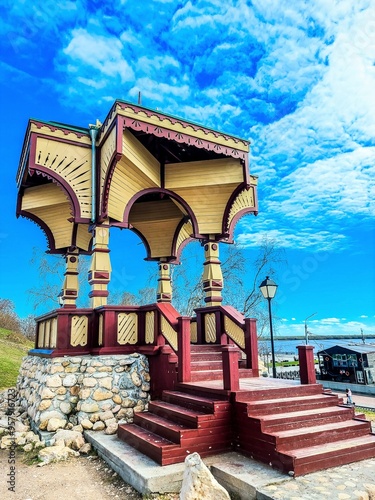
[260,276,278,378]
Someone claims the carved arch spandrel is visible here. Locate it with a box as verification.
[17,183,92,253]
[29,134,92,222]
[222,184,259,242]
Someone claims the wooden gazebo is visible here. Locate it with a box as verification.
[16,100,375,477]
[16,100,260,389]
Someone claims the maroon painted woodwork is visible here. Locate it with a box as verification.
[34,308,93,356]
[147,346,178,399]
[232,382,375,476]
[245,317,259,373]
[119,380,375,473]
[177,316,191,383]
[222,345,240,391]
[297,345,317,385]
[118,389,232,465]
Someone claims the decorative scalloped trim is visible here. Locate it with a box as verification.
[117,101,248,146]
[122,116,247,161]
[32,120,88,139]
[18,210,54,252]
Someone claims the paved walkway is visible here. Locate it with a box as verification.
[86,433,375,500]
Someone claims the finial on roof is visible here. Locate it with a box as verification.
[89,119,102,129]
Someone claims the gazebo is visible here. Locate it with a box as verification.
[16,100,260,388]
[16,100,375,477]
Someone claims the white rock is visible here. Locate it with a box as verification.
[104,422,118,435]
[92,421,105,431]
[15,421,29,433]
[63,374,78,387]
[1,436,14,449]
[47,418,66,432]
[80,419,93,430]
[54,429,85,450]
[366,484,375,500]
[79,442,92,454]
[46,375,62,388]
[99,411,114,421]
[38,445,79,464]
[179,452,230,500]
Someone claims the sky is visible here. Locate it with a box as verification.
[0,0,374,341]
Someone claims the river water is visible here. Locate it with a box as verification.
[258,338,375,357]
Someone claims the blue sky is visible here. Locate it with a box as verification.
[1,0,374,340]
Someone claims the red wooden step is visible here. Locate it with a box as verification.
[243,393,342,415]
[274,419,372,451]
[191,360,223,370]
[256,405,356,432]
[289,434,375,476]
[134,412,196,443]
[235,383,324,402]
[190,344,222,352]
[118,423,175,463]
[190,370,224,381]
[162,390,225,412]
[239,368,255,378]
[148,400,213,427]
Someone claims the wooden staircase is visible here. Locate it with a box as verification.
[118,390,232,465]
[233,383,375,476]
[190,344,254,381]
[118,346,375,475]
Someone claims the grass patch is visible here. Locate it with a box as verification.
[0,328,33,389]
[22,448,42,466]
[356,407,375,421]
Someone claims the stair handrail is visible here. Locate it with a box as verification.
[220,305,258,371]
[155,303,181,352]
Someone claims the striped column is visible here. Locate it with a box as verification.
[202,240,223,306]
[61,248,79,308]
[157,262,172,302]
[88,220,111,308]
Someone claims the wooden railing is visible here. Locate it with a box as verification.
[33,303,258,391]
[194,305,259,374]
[34,309,92,355]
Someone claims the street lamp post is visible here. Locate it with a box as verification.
[304,312,317,345]
[259,276,278,379]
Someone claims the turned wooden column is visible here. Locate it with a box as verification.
[60,247,79,308]
[88,220,111,308]
[157,261,172,303]
[202,240,223,306]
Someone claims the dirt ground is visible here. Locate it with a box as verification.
[0,451,179,500]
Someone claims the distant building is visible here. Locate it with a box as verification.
[317,344,375,385]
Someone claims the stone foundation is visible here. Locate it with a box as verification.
[17,353,150,434]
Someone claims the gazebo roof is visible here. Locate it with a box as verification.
[16,99,258,260]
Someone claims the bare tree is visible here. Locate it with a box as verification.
[27,247,90,312]
[170,236,286,332]
[0,298,21,332]
[20,314,36,340]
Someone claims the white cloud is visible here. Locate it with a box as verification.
[236,226,347,252]
[278,316,375,338]
[63,28,135,83]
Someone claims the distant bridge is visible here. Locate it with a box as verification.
[260,335,375,341]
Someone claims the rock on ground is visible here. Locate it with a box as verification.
[179,452,230,500]
[38,444,80,465]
